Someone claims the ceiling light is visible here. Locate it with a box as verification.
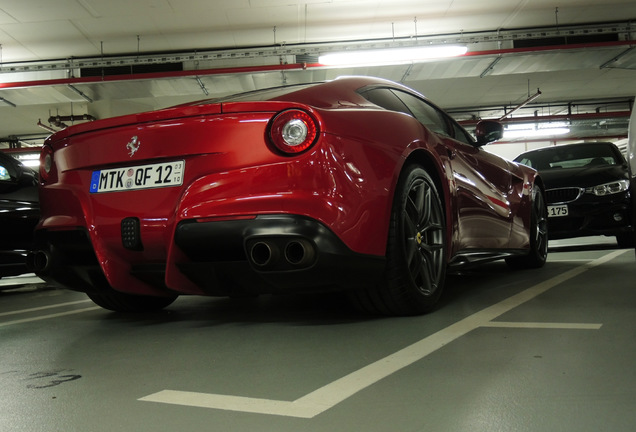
[503,125,570,139]
[319,45,468,66]
[19,156,41,168]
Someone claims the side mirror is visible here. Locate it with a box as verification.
[475,120,504,146]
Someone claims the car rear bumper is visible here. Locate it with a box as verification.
[31,214,385,297]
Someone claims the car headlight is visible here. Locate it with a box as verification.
[585,179,630,196]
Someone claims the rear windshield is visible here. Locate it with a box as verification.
[515,144,622,170]
[194,83,318,104]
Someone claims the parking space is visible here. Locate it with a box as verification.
[2,238,636,432]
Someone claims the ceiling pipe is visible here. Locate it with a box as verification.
[0,63,314,90]
[479,56,502,78]
[495,133,629,145]
[499,90,542,120]
[1,20,634,75]
[0,39,635,92]
[47,114,96,129]
[37,119,57,133]
[599,46,636,69]
[459,110,632,127]
[67,84,93,102]
[195,76,209,96]
[0,96,16,107]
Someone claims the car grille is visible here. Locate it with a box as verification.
[546,187,584,204]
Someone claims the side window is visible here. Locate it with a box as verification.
[391,91,450,136]
[360,87,472,144]
[516,157,534,169]
[450,121,475,145]
[360,88,411,116]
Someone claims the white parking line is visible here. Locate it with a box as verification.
[139,249,628,418]
[0,306,101,327]
[0,273,44,287]
[0,299,93,318]
[484,321,602,329]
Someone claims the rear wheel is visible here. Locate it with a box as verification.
[87,290,178,313]
[350,165,447,316]
[616,232,634,248]
[506,184,548,269]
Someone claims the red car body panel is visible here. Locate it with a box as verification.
[33,76,539,299]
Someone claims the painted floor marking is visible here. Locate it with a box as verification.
[0,299,92,318]
[483,321,602,330]
[139,249,628,418]
[0,306,101,328]
[0,274,44,287]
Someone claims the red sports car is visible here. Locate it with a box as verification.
[30,76,547,315]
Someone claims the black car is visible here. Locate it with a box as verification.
[0,151,39,279]
[514,142,633,246]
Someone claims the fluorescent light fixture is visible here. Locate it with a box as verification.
[15,153,40,168]
[504,124,570,139]
[319,45,468,66]
[21,158,41,168]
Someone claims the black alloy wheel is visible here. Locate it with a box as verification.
[350,165,447,315]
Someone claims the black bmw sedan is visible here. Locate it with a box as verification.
[0,151,39,279]
[514,142,633,246]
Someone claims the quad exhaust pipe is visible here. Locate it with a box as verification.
[248,238,316,269]
[250,241,280,267]
[26,250,55,274]
[284,239,315,267]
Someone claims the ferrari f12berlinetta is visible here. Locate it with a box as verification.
[31,76,547,315]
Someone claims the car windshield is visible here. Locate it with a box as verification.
[516,145,620,170]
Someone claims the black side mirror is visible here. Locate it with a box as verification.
[475,120,504,146]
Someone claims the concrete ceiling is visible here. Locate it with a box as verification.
[1,0,636,148]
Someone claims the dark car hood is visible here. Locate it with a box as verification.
[540,164,629,189]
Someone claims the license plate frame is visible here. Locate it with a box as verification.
[547,204,569,218]
[89,160,184,194]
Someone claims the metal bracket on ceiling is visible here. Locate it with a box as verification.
[599,46,636,69]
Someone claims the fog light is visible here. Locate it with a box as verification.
[122,217,143,250]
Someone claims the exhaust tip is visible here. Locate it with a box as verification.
[284,239,315,267]
[250,241,278,267]
[27,250,52,273]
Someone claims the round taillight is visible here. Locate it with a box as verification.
[40,146,53,181]
[268,109,319,154]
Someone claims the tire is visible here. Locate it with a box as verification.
[506,184,548,269]
[87,290,178,313]
[616,232,634,248]
[350,165,447,316]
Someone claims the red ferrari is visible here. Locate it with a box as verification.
[30,76,547,315]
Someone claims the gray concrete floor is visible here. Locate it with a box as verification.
[1,237,635,431]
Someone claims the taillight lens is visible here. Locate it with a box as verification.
[40,146,54,182]
[268,109,319,154]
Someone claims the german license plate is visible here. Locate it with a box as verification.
[547,204,568,218]
[89,161,184,193]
